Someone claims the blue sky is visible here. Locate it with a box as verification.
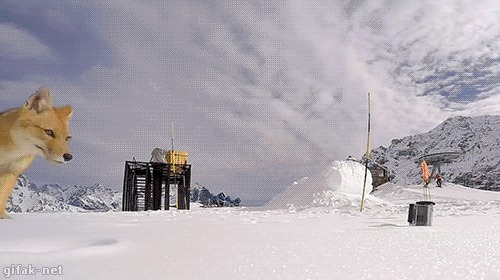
[1,0,499,204]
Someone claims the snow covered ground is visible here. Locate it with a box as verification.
[1,162,499,279]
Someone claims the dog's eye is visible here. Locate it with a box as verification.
[45,129,55,137]
[66,136,72,141]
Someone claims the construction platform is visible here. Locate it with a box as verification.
[122,161,191,211]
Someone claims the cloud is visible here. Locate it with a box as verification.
[0,23,53,59]
[0,1,111,81]
[1,1,499,203]
[290,0,500,136]
[52,0,371,199]
[344,0,500,104]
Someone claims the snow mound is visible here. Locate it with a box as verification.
[329,161,373,194]
[265,160,373,209]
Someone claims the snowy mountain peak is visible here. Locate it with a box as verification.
[8,175,122,213]
[31,183,122,211]
[7,175,82,213]
[370,115,500,190]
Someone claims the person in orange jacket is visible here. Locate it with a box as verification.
[435,173,442,188]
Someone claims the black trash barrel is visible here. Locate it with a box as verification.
[408,201,435,226]
[408,203,415,224]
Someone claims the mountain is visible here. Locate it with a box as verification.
[369,115,500,191]
[190,183,241,207]
[7,175,82,213]
[8,175,240,213]
[7,175,122,213]
[32,183,122,212]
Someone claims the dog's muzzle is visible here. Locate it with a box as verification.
[63,153,73,162]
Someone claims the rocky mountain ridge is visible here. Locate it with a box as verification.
[369,115,500,191]
[8,176,241,213]
[7,175,121,213]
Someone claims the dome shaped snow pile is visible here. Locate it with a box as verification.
[265,160,372,209]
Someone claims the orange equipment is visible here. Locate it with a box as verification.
[420,160,429,183]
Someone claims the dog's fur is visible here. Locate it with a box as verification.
[0,87,72,219]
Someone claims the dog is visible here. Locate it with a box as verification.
[0,87,72,219]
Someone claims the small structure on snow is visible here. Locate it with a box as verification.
[368,163,390,189]
[122,149,191,211]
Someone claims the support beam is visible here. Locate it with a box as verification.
[185,166,191,210]
[177,172,187,210]
[144,165,152,211]
[164,165,170,210]
[122,162,129,211]
[152,163,162,210]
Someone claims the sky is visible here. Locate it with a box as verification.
[1,0,499,204]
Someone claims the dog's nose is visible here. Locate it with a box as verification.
[63,153,73,162]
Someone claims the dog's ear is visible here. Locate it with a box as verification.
[56,106,73,121]
[24,87,53,113]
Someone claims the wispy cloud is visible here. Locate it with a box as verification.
[0,23,53,59]
[342,0,500,104]
[0,0,498,203]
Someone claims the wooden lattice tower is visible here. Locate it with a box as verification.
[122,161,191,211]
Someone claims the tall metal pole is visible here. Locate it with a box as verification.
[171,122,174,152]
[360,92,371,212]
[171,122,177,207]
[170,122,175,175]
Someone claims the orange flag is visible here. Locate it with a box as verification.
[420,160,429,183]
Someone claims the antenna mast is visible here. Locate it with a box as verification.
[171,122,174,152]
[360,92,371,212]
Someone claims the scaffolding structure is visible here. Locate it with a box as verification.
[122,161,191,211]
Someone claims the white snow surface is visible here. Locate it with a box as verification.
[2,179,499,279]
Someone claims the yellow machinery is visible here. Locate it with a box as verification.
[166,150,188,173]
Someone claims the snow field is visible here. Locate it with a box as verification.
[1,160,499,279]
[1,207,499,280]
